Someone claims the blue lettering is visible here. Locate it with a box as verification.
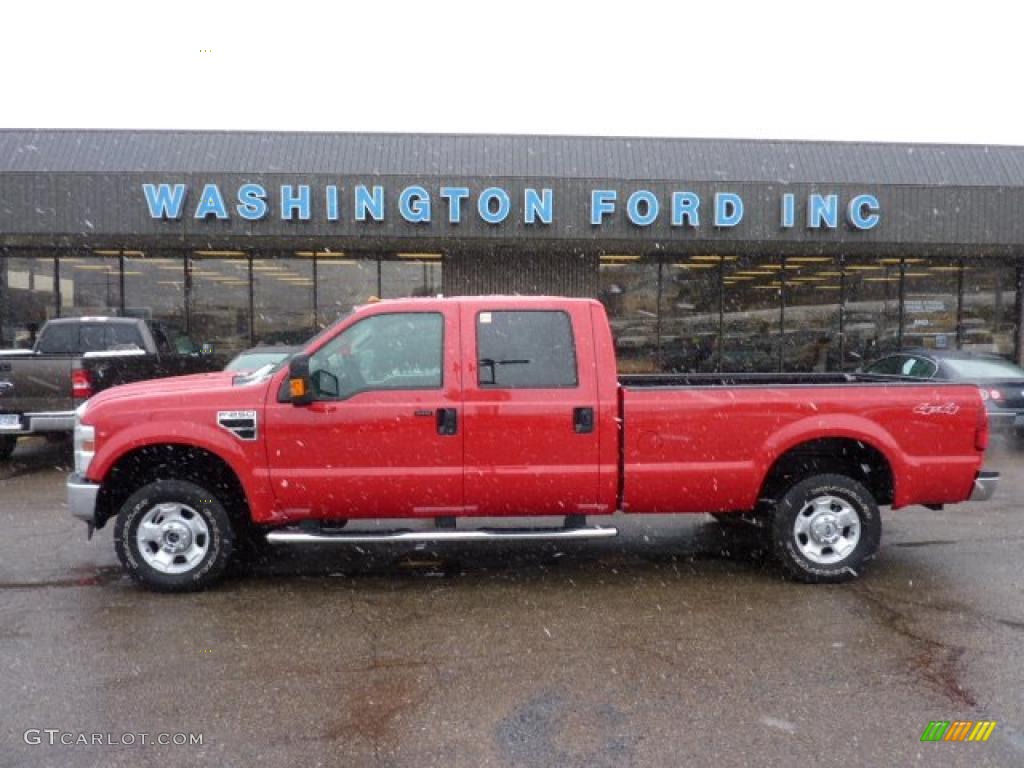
[847,194,881,230]
[440,187,470,224]
[236,183,268,221]
[671,192,700,227]
[807,194,839,228]
[478,187,511,224]
[354,185,385,221]
[780,193,795,228]
[714,193,744,227]
[143,183,187,220]
[524,188,553,225]
[326,185,339,221]
[193,184,229,220]
[627,190,659,226]
[280,185,311,221]
[399,186,431,223]
[590,190,617,225]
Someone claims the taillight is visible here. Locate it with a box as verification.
[975,402,990,452]
[72,369,93,401]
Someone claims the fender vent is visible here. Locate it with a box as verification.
[217,410,257,441]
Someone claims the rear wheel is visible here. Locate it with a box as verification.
[771,473,881,583]
[0,435,16,460]
[114,479,235,592]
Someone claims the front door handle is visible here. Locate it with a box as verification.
[436,408,458,436]
[573,407,594,434]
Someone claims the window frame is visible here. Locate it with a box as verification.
[474,309,580,390]
[307,311,445,401]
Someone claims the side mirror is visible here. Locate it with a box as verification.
[288,354,313,406]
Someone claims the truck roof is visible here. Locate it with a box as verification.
[360,295,603,309]
[45,316,143,325]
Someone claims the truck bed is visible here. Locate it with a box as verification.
[620,372,919,388]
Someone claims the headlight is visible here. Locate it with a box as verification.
[73,415,95,477]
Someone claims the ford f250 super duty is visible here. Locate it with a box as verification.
[67,296,998,591]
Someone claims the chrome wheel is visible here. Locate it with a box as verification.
[792,494,861,565]
[135,502,210,574]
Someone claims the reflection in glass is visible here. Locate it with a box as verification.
[253,256,314,345]
[660,258,721,372]
[782,256,842,372]
[843,257,901,368]
[123,254,189,352]
[722,256,781,372]
[63,255,121,318]
[901,259,957,352]
[2,256,57,347]
[597,257,659,373]
[962,260,1016,359]
[381,257,441,298]
[189,255,250,359]
[316,256,379,329]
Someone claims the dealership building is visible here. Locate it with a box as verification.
[2,129,1023,372]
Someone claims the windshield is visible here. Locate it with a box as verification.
[942,357,1024,379]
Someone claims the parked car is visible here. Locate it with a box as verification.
[0,316,220,459]
[68,297,996,592]
[862,349,1024,436]
[225,345,296,373]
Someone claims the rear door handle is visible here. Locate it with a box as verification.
[573,406,594,434]
[436,408,458,436]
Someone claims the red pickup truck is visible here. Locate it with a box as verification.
[68,296,997,591]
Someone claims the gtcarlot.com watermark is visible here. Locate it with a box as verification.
[24,729,203,747]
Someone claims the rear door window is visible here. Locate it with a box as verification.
[35,324,76,354]
[476,310,578,388]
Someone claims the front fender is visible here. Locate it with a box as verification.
[89,420,275,523]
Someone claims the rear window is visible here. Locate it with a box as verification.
[942,357,1024,380]
[79,324,144,353]
[35,324,76,354]
[476,310,578,388]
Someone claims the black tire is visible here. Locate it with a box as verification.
[114,479,235,592]
[771,473,881,584]
[0,435,16,461]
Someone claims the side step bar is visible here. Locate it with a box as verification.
[266,526,618,545]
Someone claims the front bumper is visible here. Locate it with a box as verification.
[67,473,100,530]
[970,471,999,502]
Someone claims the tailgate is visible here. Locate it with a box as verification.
[0,356,75,417]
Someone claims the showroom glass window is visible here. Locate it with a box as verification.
[253,254,315,345]
[315,255,379,329]
[188,253,251,361]
[123,253,190,353]
[59,254,121,319]
[962,260,1016,359]
[900,258,958,352]
[781,256,842,372]
[659,257,721,373]
[381,255,442,299]
[597,256,659,373]
[1,255,57,347]
[722,256,782,372]
[843,257,901,368]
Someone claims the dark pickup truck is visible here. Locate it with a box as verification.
[0,316,218,458]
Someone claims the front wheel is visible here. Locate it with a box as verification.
[114,479,235,592]
[771,473,881,583]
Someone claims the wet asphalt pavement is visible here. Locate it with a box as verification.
[1,437,1023,768]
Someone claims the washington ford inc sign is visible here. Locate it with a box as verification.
[142,183,881,230]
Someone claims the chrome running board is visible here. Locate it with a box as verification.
[266,526,618,545]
